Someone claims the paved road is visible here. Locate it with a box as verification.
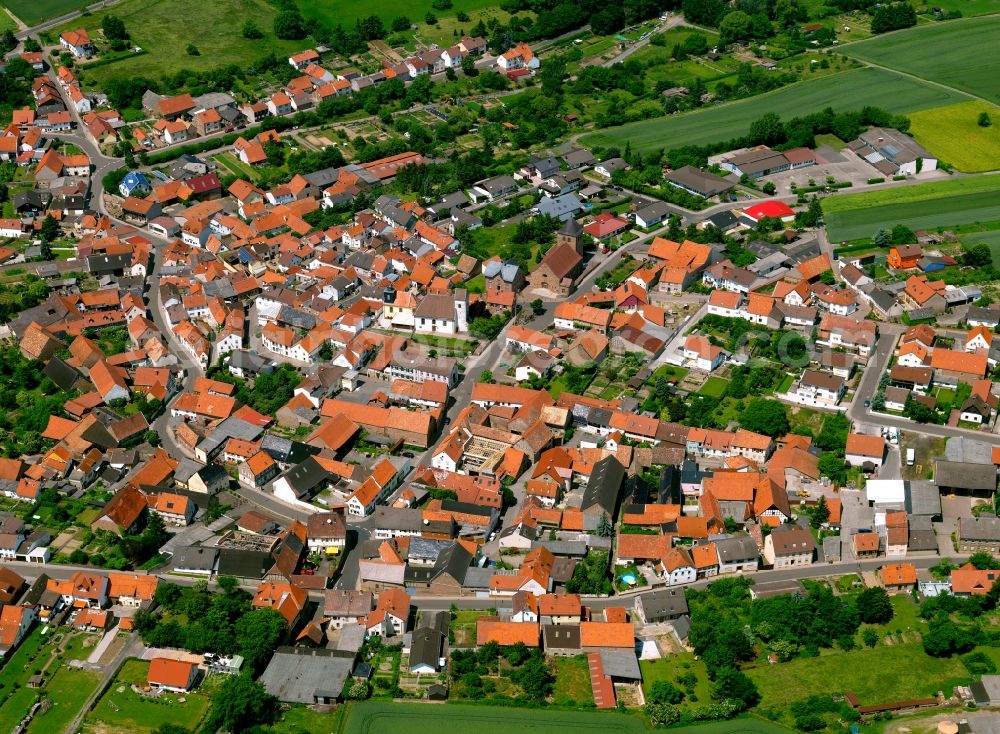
[411,552,964,610]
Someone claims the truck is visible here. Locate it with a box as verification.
[906,448,915,466]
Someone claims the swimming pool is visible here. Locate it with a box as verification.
[620,573,638,585]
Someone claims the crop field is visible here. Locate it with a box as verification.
[962,229,1000,266]
[914,0,1000,16]
[822,174,1000,241]
[908,101,1000,172]
[3,0,78,25]
[53,0,305,89]
[296,0,500,32]
[582,68,962,154]
[343,702,650,734]
[844,16,1000,105]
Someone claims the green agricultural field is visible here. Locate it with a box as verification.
[344,702,650,733]
[297,0,500,33]
[844,16,1000,105]
[822,174,1000,240]
[908,101,1000,172]
[53,0,305,90]
[3,0,77,25]
[914,0,1000,16]
[962,229,1000,266]
[746,644,968,708]
[582,68,962,154]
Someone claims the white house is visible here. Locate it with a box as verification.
[683,335,727,372]
[659,547,696,587]
[794,370,845,407]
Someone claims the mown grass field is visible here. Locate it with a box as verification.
[296,0,500,32]
[54,0,305,89]
[823,174,1000,240]
[844,15,1000,105]
[343,702,650,733]
[3,0,77,25]
[582,68,963,154]
[746,644,967,708]
[908,100,1000,172]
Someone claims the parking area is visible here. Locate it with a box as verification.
[761,148,884,194]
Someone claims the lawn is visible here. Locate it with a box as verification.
[908,101,1000,172]
[640,652,714,704]
[581,67,963,154]
[343,702,649,734]
[86,659,212,734]
[0,628,47,726]
[746,644,967,709]
[699,376,730,398]
[552,655,594,706]
[4,0,78,25]
[297,0,501,35]
[26,666,102,734]
[843,15,1000,105]
[823,174,1000,241]
[53,0,306,90]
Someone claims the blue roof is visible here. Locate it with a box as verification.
[121,171,150,190]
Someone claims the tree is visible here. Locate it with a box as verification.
[0,30,16,53]
[204,674,279,732]
[856,587,894,624]
[682,0,729,26]
[391,15,411,31]
[348,679,371,699]
[596,512,614,538]
[648,680,685,705]
[646,702,680,727]
[969,551,999,570]
[862,628,879,648]
[739,398,789,437]
[39,241,52,261]
[719,10,753,44]
[711,667,760,710]
[461,54,478,76]
[274,10,307,39]
[810,495,829,529]
[39,214,60,243]
[871,2,916,33]
[817,452,847,484]
[530,298,544,315]
[185,43,200,55]
[762,181,776,195]
[102,14,128,40]
[241,19,264,39]
[873,228,890,247]
[963,243,993,268]
[890,224,915,244]
[748,112,785,147]
[979,111,992,128]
